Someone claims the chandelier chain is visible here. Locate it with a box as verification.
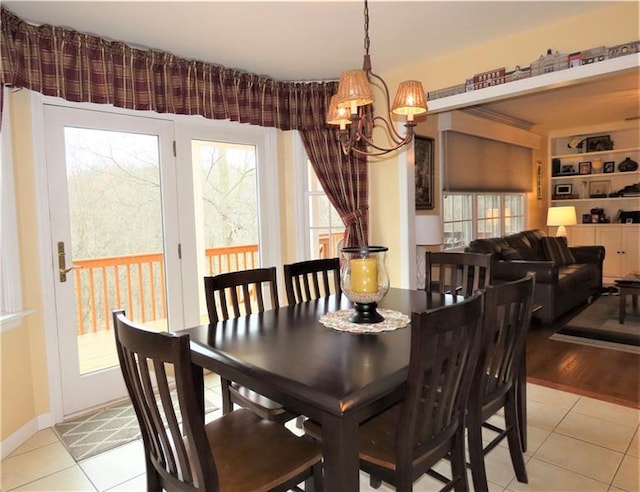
[363,0,370,58]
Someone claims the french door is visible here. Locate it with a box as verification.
[45,105,181,415]
[43,103,279,416]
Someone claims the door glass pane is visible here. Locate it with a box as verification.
[192,140,259,321]
[65,127,166,374]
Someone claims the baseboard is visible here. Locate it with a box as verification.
[1,412,54,459]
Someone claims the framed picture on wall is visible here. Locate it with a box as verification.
[415,135,434,210]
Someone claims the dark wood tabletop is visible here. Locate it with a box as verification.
[180,287,460,491]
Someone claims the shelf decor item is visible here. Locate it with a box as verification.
[618,157,638,172]
[588,180,611,198]
[579,161,592,174]
[585,135,614,152]
[603,161,615,173]
[340,245,390,323]
[554,183,573,196]
[591,158,603,173]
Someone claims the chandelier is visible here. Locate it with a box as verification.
[326,0,428,157]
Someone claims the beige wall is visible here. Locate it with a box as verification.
[3,1,638,444]
[371,1,639,285]
[2,90,50,441]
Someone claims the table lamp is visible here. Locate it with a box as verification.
[415,215,443,289]
[546,206,577,237]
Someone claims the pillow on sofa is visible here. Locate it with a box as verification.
[506,233,540,260]
[541,236,576,266]
[500,247,522,261]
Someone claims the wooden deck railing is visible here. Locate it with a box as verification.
[72,245,259,335]
[71,236,345,336]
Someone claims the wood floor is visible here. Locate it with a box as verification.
[526,300,640,409]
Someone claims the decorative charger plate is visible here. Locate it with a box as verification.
[319,309,410,334]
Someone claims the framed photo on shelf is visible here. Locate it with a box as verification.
[588,180,611,198]
[603,161,615,173]
[578,161,592,175]
[554,183,572,196]
[414,135,434,210]
[585,135,614,152]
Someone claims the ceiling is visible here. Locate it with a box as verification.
[3,1,639,132]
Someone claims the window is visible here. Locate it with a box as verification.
[306,160,344,259]
[443,193,525,250]
[1,89,24,322]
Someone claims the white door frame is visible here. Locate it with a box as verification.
[31,93,281,420]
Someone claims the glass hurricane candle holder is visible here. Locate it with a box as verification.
[340,246,390,323]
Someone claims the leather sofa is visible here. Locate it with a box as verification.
[466,229,604,325]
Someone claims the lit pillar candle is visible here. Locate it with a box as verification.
[350,258,378,293]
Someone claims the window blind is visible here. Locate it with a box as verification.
[442,131,532,192]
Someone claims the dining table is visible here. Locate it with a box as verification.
[179,288,466,491]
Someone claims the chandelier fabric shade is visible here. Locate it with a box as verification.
[392,80,428,119]
[326,0,428,157]
[326,95,352,129]
[336,70,374,112]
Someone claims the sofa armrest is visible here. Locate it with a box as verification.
[569,245,605,264]
[493,260,558,284]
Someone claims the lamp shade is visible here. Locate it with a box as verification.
[546,206,577,237]
[415,215,443,245]
[391,80,428,119]
[336,70,374,111]
[546,206,577,226]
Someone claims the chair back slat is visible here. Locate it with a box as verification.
[477,274,535,402]
[283,258,341,304]
[426,251,492,297]
[396,293,484,468]
[204,267,279,323]
[113,310,218,491]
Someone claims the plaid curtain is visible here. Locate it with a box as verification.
[0,6,369,245]
[0,7,335,130]
[300,128,368,247]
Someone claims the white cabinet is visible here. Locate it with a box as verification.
[567,224,640,282]
[594,226,640,280]
[549,122,640,223]
[567,225,596,246]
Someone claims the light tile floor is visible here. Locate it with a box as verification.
[2,376,638,491]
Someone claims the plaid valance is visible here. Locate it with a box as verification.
[0,7,337,130]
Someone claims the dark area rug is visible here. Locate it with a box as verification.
[54,392,218,461]
[550,294,640,354]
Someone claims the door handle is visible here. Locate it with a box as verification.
[58,241,76,282]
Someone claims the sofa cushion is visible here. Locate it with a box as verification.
[520,229,546,259]
[541,236,576,266]
[557,264,599,290]
[500,247,522,261]
[467,237,511,256]
[505,233,540,260]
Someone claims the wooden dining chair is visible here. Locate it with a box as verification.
[425,251,492,298]
[283,257,341,305]
[304,292,484,492]
[112,310,323,492]
[204,267,298,425]
[466,273,535,492]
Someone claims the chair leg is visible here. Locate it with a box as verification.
[220,378,233,414]
[451,427,469,492]
[369,475,382,489]
[304,462,323,492]
[467,410,489,492]
[145,454,162,492]
[505,392,528,483]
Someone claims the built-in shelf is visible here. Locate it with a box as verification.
[551,147,640,161]
[551,170,640,181]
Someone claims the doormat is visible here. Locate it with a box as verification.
[550,295,640,354]
[54,392,218,462]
